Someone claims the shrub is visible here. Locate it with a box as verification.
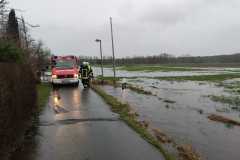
[0,40,24,63]
[0,63,36,159]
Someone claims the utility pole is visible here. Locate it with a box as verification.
[95,39,104,78]
[110,17,116,81]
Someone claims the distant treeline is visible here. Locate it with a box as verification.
[79,53,240,66]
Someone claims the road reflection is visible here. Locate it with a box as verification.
[53,87,89,150]
[52,89,62,107]
[81,88,90,106]
[72,88,81,108]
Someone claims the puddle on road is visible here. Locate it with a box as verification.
[47,87,119,122]
[40,117,119,127]
[101,79,240,160]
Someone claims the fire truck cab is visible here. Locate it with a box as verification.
[51,55,80,86]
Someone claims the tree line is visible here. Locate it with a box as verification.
[80,53,240,66]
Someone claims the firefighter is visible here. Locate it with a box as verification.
[80,62,93,78]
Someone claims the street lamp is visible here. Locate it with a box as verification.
[95,39,104,78]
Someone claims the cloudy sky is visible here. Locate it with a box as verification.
[10,0,240,57]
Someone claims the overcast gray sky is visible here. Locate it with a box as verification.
[10,0,240,57]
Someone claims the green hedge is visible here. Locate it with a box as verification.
[0,40,24,63]
[0,63,36,160]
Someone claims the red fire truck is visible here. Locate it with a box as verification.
[51,55,80,86]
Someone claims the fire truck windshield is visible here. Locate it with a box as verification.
[55,61,75,69]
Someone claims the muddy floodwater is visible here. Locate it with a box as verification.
[101,79,240,160]
[93,67,239,78]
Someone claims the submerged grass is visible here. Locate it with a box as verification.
[118,65,196,72]
[219,81,240,94]
[128,85,153,95]
[95,77,155,96]
[96,76,121,81]
[209,95,240,107]
[163,99,176,104]
[91,85,175,160]
[208,114,240,126]
[155,74,240,82]
[95,73,240,83]
[93,64,114,68]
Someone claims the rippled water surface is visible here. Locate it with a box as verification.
[93,67,238,77]
[101,79,240,160]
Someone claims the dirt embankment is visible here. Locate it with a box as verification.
[0,63,37,160]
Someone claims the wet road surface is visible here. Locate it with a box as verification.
[12,85,164,160]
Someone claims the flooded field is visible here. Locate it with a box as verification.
[93,67,239,78]
[100,78,240,160]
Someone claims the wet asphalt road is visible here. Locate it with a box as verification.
[12,85,164,160]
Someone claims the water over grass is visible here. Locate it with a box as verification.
[91,85,175,160]
[208,95,240,108]
[100,79,240,160]
[155,74,240,82]
[118,65,197,72]
[93,67,232,78]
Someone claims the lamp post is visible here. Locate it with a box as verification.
[95,39,104,78]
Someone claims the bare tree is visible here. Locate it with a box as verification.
[0,0,8,37]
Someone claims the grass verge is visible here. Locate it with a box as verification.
[25,84,51,138]
[37,84,51,112]
[91,85,175,160]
